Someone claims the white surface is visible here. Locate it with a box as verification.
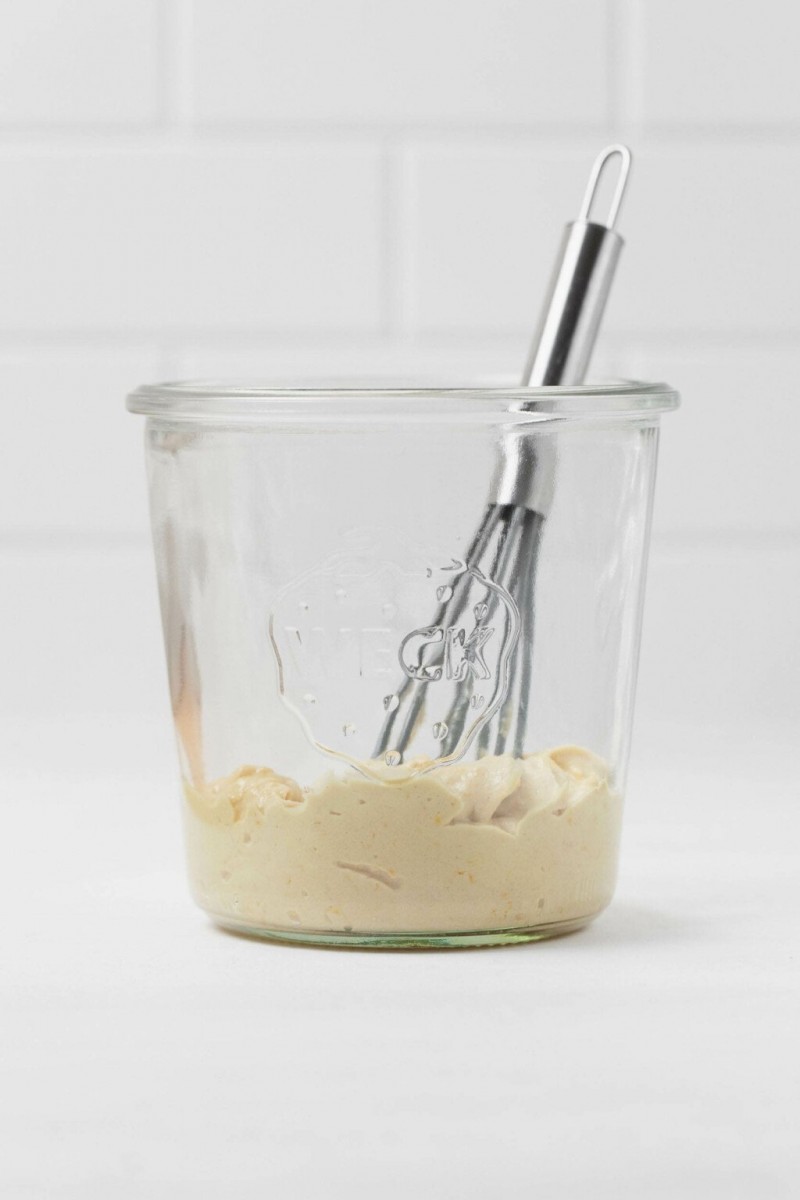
[0,145,383,333]
[191,0,609,126]
[0,346,158,534]
[3,717,798,1198]
[640,0,800,127]
[0,0,158,126]
[631,347,800,536]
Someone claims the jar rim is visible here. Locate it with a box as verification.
[127,377,679,424]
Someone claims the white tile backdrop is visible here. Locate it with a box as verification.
[1,0,797,750]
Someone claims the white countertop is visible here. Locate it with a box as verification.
[4,718,799,1199]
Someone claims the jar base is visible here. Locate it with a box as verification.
[211,913,599,949]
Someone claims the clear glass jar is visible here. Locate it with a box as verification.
[128,379,678,947]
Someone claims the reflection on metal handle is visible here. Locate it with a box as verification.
[495,146,632,512]
[490,434,557,513]
[522,145,631,389]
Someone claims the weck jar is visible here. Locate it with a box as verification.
[128,379,678,947]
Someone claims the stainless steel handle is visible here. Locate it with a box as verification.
[522,145,631,387]
[522,219,623,387]
[492,146,632,512]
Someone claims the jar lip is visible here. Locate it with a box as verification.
[127,377,679,423]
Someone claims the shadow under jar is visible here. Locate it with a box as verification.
[128,379,678,948]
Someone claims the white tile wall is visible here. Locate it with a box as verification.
[637,539,800,733]
[0,1,160,127]
[190,0,609,127]
[0,543,167,721]
[406,143,800,335]
[640,1,800,128]
[0,346,157,534]
[615,147,800,334]
[0,0,796,732]
[403,144,591,333]
[0,146,383,332]
[631,347,800,536]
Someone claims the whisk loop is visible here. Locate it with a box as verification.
[577,144,632,230]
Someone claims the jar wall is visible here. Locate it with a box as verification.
[140,390,667,945]
[146,415,658,791]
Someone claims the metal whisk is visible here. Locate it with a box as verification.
[375,145,632,764]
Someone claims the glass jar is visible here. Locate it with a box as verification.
[128,379,678,947]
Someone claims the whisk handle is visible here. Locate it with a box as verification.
[522,145,630,386]
[490,435,557,513]
[522,219,623,388]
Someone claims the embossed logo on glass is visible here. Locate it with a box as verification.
[269,534,519,780]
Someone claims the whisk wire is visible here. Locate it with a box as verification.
[373,145,630,768]
[372,504,501,759]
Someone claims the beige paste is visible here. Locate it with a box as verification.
[183,745,621,935]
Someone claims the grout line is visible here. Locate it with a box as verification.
[380,136,401,337]
[633,123,800,144]
[600,328,800,351]
[0,124,798,150]
[0,528,795,556]
[619,0,645,138]
[156,0,195,128]
[396,141,418,336]
[0,126,593,148]
[0,128,379,151]
[383,328,800,352]
[0,328,407,347]
[185,122,607,145]
[606,0,620,133]
[1,328,800,352]
[154,0,171,127]
[320,325,800,348]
